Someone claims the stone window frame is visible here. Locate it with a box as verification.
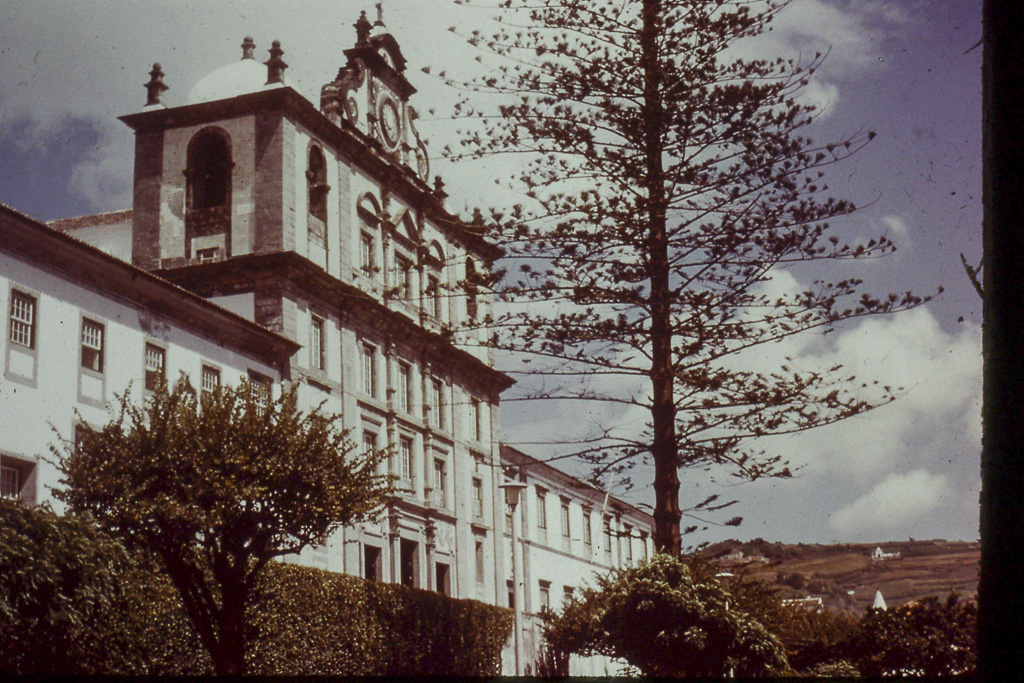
[0,451,36,505]
[143,340,167,392]
[77,314,107,408]
[310,313,327,372]
[5,284,40,388]
[306,143,330,227]
[201,363,221,395]
[356,193,382,279]
[361,342,377,398]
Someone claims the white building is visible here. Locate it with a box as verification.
[500,445,653,675]
[1,203,295,507]
[0,9,654,675]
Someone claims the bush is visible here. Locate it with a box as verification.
[842,593,976,677]
[544,554,790,677]
[0,500,126,674]
[2,536,512,676]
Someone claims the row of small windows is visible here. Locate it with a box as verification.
[358,340,487,440]
[362,426,451,509]
[7,289,271,402]
[531,485,648,561]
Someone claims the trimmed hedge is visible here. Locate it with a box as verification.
[9,556,511,675]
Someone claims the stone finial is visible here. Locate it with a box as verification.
[241,36,256,60]
[265,40,288,85]
[372,1,386,31]
[144,63,169,107]
[354,10,372,46]
[432,175,448,200]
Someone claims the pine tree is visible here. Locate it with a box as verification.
[444,0,934,554]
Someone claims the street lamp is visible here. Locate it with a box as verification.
[499,481,528,675]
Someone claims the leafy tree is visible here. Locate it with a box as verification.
[446,0,934,553]
[843,593,977,677]
[543,554,790,676]
[0,499,126,674]
[54,380,390,675]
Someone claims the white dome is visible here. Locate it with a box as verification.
[186,58,268,105]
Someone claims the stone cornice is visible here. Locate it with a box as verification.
[154,251,516,396]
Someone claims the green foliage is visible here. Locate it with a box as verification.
[53,380,391,674]
[3,546,511,676]
[0,499,126,674]
[843,594,977,677]
[544,554,789,676]
[366,581,513,676]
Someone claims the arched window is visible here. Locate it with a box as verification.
[187,129,231,210]
[307,145,329,225]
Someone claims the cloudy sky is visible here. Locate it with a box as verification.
[0,0,982,546]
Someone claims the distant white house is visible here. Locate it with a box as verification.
[782,596,824,612]
[871,546,901,561]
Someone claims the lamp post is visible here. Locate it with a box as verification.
[499,481,528,675]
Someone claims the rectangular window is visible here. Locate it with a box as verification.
[603,517,613,559]
[363,431,377,457]
[9,291,36,349]
[624,524,634,562]
[426,274,442,319]
[311,315,325,370]
[582,507,593,547]
[475,539,485,584]
[80,319,104,373]
[0,465,20,499]
[472,477,484,518]
[396,255,413,300]
[435,562,451,597]
[249,371,271,411]
[429,378,444,430]
[201,365,220,394]
[362,344,376,397]
[400,539,418,588]
[536,488,548,529]
[505,502,513,533]
[360,232,374,274]
[640,532,649,561]
[364,545,382,582]
[471,398,482,440]
[432,457,447,507]
[539,580,551,611]
[144,343,165,390]
[563,586,575,603]
[196,247,218,263]
[397,362,411,413]
[560,499,571,538]
[399,436,413,480]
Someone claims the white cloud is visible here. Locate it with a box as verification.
[830,468,953,536]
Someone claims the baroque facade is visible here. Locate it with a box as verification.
[0,10,652,675]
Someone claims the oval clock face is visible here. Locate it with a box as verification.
[416,145,429,181]
[379,98,401,149]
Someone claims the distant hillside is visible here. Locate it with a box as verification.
[703,538,979,614]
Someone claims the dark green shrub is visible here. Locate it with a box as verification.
[2,528,512,677]
[368,581,512,676]
[0,500,126,674]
